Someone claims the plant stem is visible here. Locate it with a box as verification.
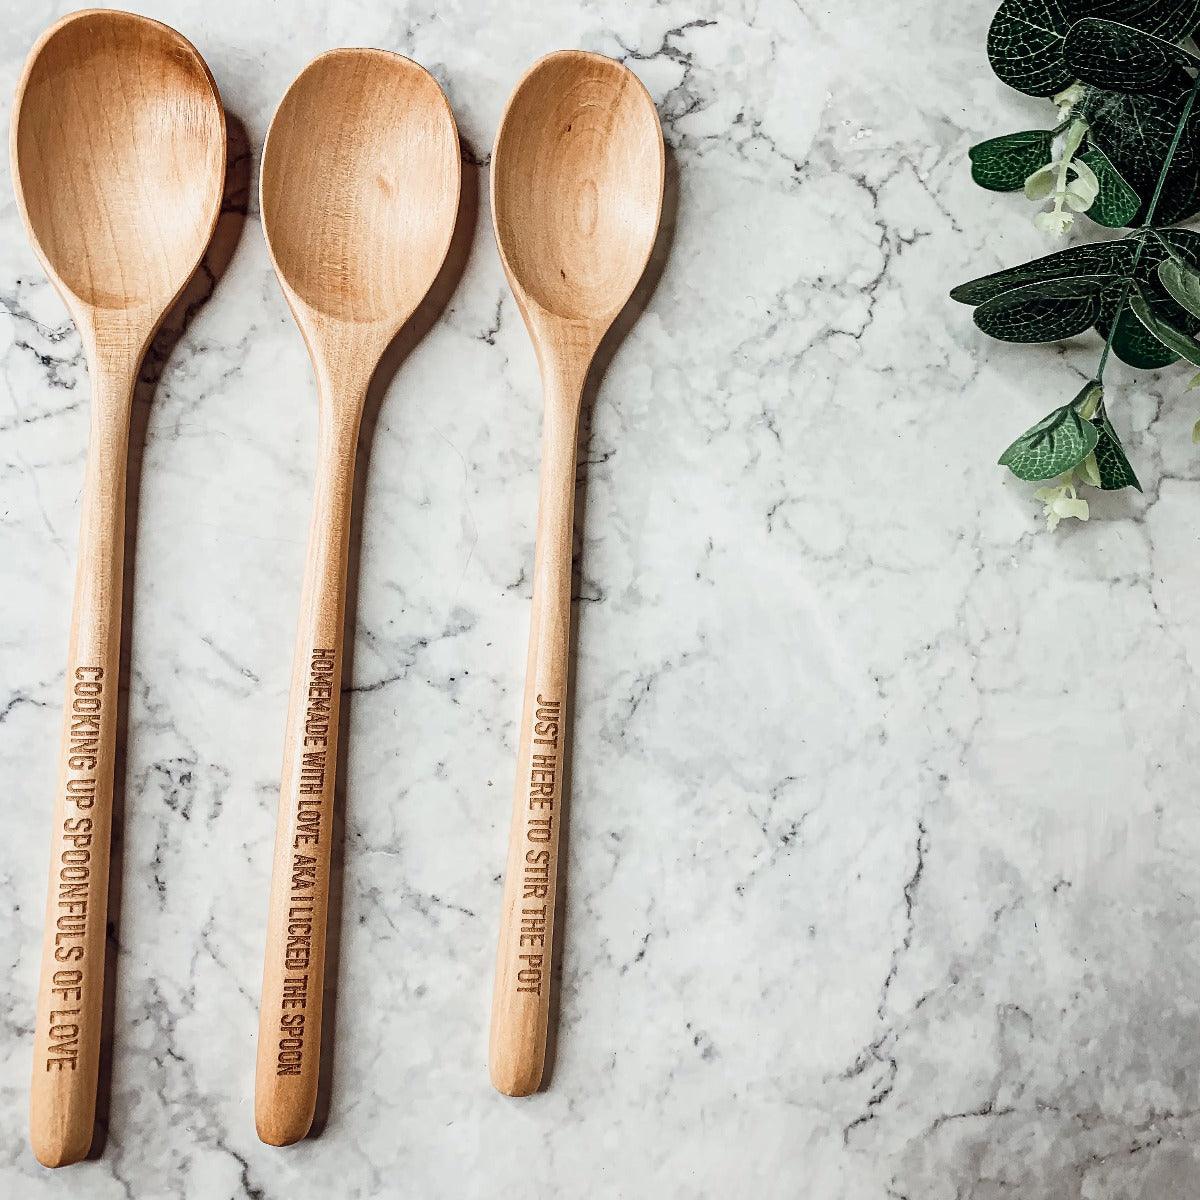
[1096,74,1200,380]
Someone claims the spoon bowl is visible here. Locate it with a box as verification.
[12,9,225,1168]
[492,50,664,329]
[488,51,663,1098]
[261,48,460,333]
[13,8,224,323]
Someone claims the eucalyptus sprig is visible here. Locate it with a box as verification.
[954,1,1200,525]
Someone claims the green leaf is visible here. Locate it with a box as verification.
[987,0,1200,98]
[956,232,1200,363]
[1129,286,1200,365]
[1081,78,1200,224]
[1094,231,1200,366]
[999,400,1101,481]
[1064,19,1198,93]
[951,240,1134,306]
[974,277,1107,342]
[1108,306,1181,366]
[1078,146,1140,225]
[1090,416,1142,490]
[1158,257,1200,318]
[1108,0,1200,40]
[1154,227,1200,269]
[1155,156,1200,227]
[969,130,1055,191]
[1129,229,1200,321]
[988,0,1086,97]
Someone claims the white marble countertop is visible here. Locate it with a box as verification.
[3,1,1200,1196]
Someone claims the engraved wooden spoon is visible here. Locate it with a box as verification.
[489,50,663,1096]
[255,49,460,1146]
[11,9,225,1167]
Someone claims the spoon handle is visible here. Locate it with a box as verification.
[30,361,133,1167]
[255,410,357,1145]
[490,371,583,1095]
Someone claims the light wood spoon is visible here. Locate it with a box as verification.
[255,49,460,1147]
[489,51,664,1096]
[11,10,225,1167]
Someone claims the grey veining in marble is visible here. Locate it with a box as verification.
[2,1,1199,1197]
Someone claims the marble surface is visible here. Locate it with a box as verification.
[2,0,1200,1196]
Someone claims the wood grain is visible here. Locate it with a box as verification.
[255,49,460,1146]
[489,51,664,1096]
[10,8,225,1168]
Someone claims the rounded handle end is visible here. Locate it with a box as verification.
[30,1117,92,1169]
[255,1100,313,1148]
[489,1048,543,1097]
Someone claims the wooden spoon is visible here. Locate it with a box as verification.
[489,51,664,1096]
[11,10,225,1167]
[255,49,460,1147]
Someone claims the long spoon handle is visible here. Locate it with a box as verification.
[30,359,133,1167]
[256,407,358,1145]
[490,366,583,1095]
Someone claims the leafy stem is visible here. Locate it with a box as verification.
[957,3,1200,521]
[1097,72,1200,379]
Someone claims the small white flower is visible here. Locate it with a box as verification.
[1027,118,1092,237]
[1034,208,1075,236]
[1033,480,1091,530]
[1064,159,1099,210]
[1024,162,1058,201]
